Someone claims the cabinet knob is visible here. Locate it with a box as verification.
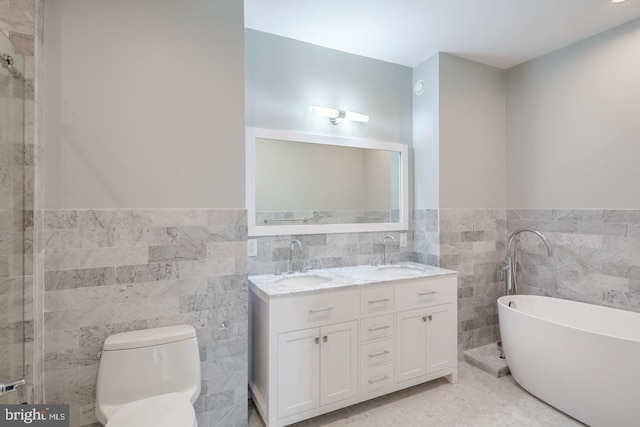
[422,315,433,322]
[323,336,328,343]
[314,337,320,344]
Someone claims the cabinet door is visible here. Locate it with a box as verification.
[277,328,320,418]
[395,308,427,383]
[320,321,358,406]
[426,304,454,374]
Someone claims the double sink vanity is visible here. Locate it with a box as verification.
[246,128,458,426]
[249,262,458,427]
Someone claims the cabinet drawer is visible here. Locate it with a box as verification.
[360,314,394,343]
[360,339,394,369]
[395,276,456,311]
[360,364,394,395]
[360,286,394,315]
[273,289,359,332]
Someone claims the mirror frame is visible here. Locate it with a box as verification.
[246,127,409,236]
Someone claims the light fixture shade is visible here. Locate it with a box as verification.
[344,111,369,123]
[309,105,340,119]
[310,105,369,125]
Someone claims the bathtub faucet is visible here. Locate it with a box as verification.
[502,229,553,295]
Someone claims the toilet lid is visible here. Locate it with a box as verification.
[106,393,196,427]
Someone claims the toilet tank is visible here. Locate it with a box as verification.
[95,325,201,424]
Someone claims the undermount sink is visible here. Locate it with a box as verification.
[377,265,425,275]
[276,275,332,286]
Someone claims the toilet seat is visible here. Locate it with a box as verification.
[106,392,197,427]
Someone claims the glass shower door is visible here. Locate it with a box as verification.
[0,30,25,403]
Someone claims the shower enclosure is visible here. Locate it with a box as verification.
[0,30,26,403]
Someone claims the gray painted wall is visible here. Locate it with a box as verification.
[44,0,245,209]
[506,18,640,209]
[412,54,440,210]
[245,29,413,153]
[413,53,506,210]
[439,54,506,209]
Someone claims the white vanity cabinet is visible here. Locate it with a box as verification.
[249,269,457,427]
[396,304,455,382]
[395,278,457,383]
[276,320,358,418]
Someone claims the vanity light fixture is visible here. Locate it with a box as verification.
[309,105,370,125]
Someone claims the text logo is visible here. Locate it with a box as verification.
[0,405,69,426]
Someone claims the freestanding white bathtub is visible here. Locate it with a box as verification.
[498,295,640,427]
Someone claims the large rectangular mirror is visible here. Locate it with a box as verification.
[246,128,408,236]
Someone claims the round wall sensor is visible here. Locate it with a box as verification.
[414,80,425,95]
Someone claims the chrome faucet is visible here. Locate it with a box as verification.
[381,235,396,265]
[502,229,553,295]
[288,239,303,273]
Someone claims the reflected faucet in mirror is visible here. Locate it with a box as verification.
[381,235,397,265]
[289,239,303,273]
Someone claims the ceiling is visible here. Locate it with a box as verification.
[244,0,640,69]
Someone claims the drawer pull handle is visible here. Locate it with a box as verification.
[368,350,390,358]
[368,298,390,304]
[368,375,389,384]
[368,325,390,332]
[418,291,437,296]
[308,307,333,313]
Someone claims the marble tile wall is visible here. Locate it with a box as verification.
[507,209,640,312]
[33,0,44,404]
[438,209,506,355]
[249,228,414,276]
[412,209,439,266]
[0,0,40,405]
[42,209,248,427]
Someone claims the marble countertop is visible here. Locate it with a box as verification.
[249,261,457,298]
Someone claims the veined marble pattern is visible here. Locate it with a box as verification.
[249,229,414,276]
[42,209,248,427]
[0,0,41,406]
[508,209,640,313]
[438,209,506,355]
[249,262,456,297]
[412,209,439,266]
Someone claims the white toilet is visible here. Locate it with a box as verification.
[95,325,201,427]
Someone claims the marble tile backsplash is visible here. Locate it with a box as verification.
[412,209,439,266]
[42,209,248,427]
[507,209,640,312]
[249,231,414,276]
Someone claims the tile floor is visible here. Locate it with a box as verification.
[248,362,585,426]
